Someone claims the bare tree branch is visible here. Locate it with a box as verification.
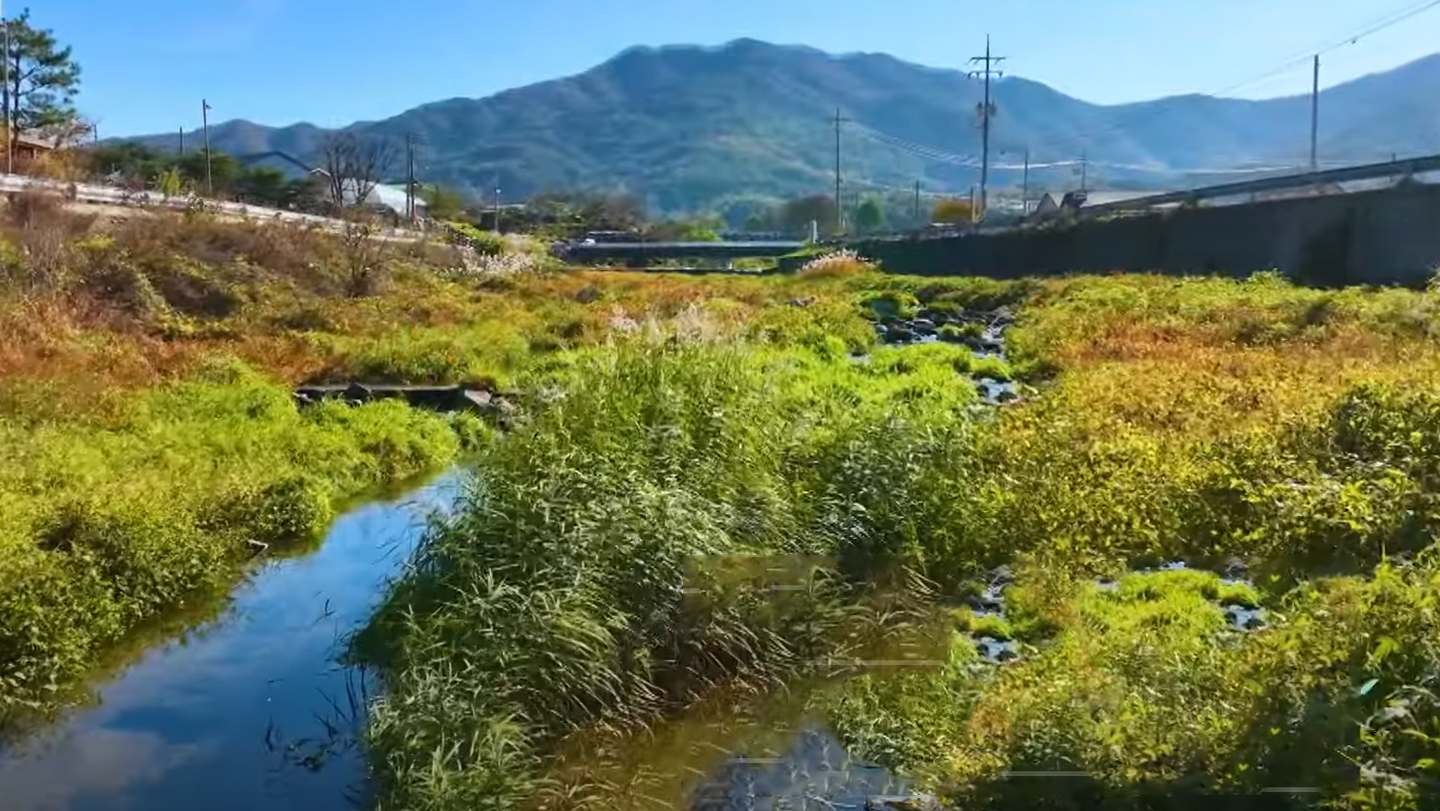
[318,132,399,209]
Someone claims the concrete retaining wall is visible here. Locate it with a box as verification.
[855,183,1440,286]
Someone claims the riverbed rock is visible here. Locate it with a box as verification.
[910,318,937,335]
[888,325,915,344]
[574,285,604,304]
[343,382,372,403]
[1222,557,1248,579]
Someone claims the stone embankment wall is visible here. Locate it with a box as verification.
[856,183,1440,286]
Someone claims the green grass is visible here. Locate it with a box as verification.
[354,338,986,809]
[15,200,1440,810]
[357,271,1440,811]
[0,355,489,728]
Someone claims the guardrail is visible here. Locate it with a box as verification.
[0,173,424,241]
[1080,153,1440,215]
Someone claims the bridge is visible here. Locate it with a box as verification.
[559,239,806,264]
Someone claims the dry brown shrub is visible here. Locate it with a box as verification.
[0,189,94,291]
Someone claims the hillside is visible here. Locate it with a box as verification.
[125,39,1440,212]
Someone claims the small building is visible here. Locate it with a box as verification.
[10,133,57,163]
[308,169,425,218]
[1030,190,1096,218]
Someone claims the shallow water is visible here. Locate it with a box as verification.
[0,471,467,811]
[540,670,931,811]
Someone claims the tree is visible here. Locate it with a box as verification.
[1,9,81,154]
[89,141,164,179]
[177,150,241,194]
[646,216,723,242]
[777,194,838,235]
[419,184,467,221]
[578,192,646,232]
[931,197,975,226]
[235,166,307,208]
[853,197,887,234]
[319,132,399,209]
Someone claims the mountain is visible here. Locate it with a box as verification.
[124,39,1440,213]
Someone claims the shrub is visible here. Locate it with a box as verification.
[797,249,877,279]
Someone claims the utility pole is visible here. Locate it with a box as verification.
[1079,147,1089,193]
[968,35,1005,221]
[3,9,12,176]
[178,127,185,155]
[405,132,416,223]
[1022,148,1031,215]
[832,108,850,234]
[913,179,921,222]
[1309,54,1320,174]
[493,180,502,232]
[201,99,213,195]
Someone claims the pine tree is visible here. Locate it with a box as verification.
[1,8,81,149]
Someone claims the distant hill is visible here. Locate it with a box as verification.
[123,39,1440,213]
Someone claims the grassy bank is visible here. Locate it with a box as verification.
[357,266,1440,810]
[0,199,925,733]
[822,273,1440,809]
[0,198,544,727]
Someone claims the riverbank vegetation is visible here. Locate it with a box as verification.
[0,192,930,734]
[355,267,1440,810]
[0,194,552,728]
[11,187,1440,809]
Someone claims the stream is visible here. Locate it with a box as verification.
[0,471,468,811]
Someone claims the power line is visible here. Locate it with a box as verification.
[1211,0,1440,98]
[849,120,1314,175]
[1018,0,1440,171]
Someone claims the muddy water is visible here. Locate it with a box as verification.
[0,471,467,811]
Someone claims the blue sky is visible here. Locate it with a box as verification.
[28,0,1440,136]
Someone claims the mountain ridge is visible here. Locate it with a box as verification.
[122,40,1440,212]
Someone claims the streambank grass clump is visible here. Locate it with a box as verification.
[355,339,992,810]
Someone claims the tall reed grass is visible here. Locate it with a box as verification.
[356,338,992,809]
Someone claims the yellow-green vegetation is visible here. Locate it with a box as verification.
[0,197,534,727]
[356,268,1440,810]
[823,272,1440,809]
[0,196,971,736]
[12,190,1440,810]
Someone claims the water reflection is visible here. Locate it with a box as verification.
[541,675,923,811]
[688,722,911,811]
[0,471,467,811]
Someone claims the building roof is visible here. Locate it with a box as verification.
[1076,190,1165,208]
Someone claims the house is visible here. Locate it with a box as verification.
[1030,190,1096,218]
[9,133,57,163]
